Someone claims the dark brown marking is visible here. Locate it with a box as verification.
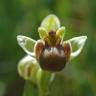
[48,30,56,37]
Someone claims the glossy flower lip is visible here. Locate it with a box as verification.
[17,14,87,72]
[39,46,67,71]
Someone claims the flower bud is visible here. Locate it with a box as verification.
[18,55,39,83]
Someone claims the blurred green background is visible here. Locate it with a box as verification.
[0,0,96,96]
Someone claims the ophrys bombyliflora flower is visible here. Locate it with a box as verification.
[17,14,87,80]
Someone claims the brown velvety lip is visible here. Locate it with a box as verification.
[39,46,67,72]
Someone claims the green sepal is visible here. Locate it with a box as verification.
[67,36,87,59]
[41,14,60,32]
[17,35,36,56]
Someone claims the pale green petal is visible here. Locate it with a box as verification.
[67,36,87,59]
[17,35,36,56]
[41,14,60,32]
[18,55,39,83]
[56,26,65,41]
[38,27,48,39]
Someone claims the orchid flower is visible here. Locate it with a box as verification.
[17,14,87,86]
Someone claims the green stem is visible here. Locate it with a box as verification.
[37,70,54,96]
[23,81,38,96]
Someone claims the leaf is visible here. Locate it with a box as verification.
[67,36,87,59]
[17,35,36,56]
[41,14,60,32]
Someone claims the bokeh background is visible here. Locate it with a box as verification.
[0,0,96,96]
